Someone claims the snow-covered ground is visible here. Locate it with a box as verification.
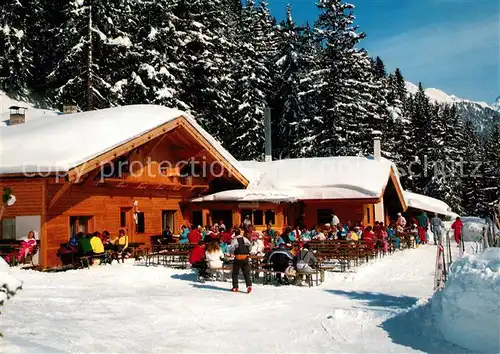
[1,244,473,354]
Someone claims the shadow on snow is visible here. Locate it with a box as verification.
[380,301,471,354]
[324,289,418,309]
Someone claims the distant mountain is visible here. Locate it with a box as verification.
[405,82,500,133]
[492,96,500,112]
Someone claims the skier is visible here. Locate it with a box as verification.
[229,229,252,293]
[451,217,464,246]
[430,213,444,245]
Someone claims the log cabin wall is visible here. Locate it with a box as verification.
[0,180,45,218]
[44,183,186,267]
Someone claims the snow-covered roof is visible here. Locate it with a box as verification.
[0,105,247,181]
[0,91,59,127]
[193,156,400,202]
[404,191,457,217]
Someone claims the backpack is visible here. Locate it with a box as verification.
[296,250,309,270]
[235,237,250,255]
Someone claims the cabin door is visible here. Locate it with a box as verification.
[120,207,134,237]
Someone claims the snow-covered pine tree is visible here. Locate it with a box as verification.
[272,5,309,159]
[385,68,412,173]
[0,0,32,99]
[175,0,241,144]
[461,119,487,215]
[229,0,275,160]
[293,22,323,158]
[404,82,434,193]
[483,122,500,206]
[311,0,386,157]
[120,0,186,109]
[48,0,136,110]
[424,104,464,213]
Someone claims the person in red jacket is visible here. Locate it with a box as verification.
[362,226,375,250]
[219,226,232,244]
[188,225,202,244]
[451,217,464,245]
[189,240,208,279]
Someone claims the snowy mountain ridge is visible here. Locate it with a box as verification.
[405,81,493,109]
[405,82,500,133]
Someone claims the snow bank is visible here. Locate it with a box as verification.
[0,257,22,305]
[461,217,486,242]
[432,248,500,353]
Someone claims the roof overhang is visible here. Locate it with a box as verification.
[63,115,248,187]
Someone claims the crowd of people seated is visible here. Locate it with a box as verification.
[183,210,445,283]
[57,229,131,266]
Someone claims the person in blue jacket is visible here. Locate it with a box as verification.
[179,225,190,244]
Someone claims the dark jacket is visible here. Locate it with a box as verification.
[269,248,294,271]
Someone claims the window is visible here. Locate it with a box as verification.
[120,211,127,228]
[240,209,252,222]
[253,210,264,225]
[1,218,16,239]
[70,216,92,237]
[162,210,175,231]
[317,209,332,224]
[211,210,233,228]
[265,210,276,225]
[135,212,145,233]
[366,207,371,224]
[192,211,203,228]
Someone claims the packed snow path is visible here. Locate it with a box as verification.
[1,245,467,353]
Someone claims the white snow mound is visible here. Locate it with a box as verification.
[432,248,500,353]
[0,257,23,305]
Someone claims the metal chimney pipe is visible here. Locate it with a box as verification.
[264,107,272,162]
[372,130,382,161]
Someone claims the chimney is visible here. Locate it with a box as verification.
[372,130,382,161]
[264,107,272,162]
[63,103,78,114]
[9,106,27,125]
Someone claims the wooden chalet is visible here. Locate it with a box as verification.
[0,105,249,268]
[188,156,408,232]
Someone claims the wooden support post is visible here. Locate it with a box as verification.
[48,182,71,209]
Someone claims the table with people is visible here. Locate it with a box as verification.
[57,229,144,268]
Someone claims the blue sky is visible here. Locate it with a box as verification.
[267,0,499,103]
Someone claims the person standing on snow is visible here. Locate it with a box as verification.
[430,213,444,245]
[416,212,429,244]
[229,229,252,293]
[451,217,464,246]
